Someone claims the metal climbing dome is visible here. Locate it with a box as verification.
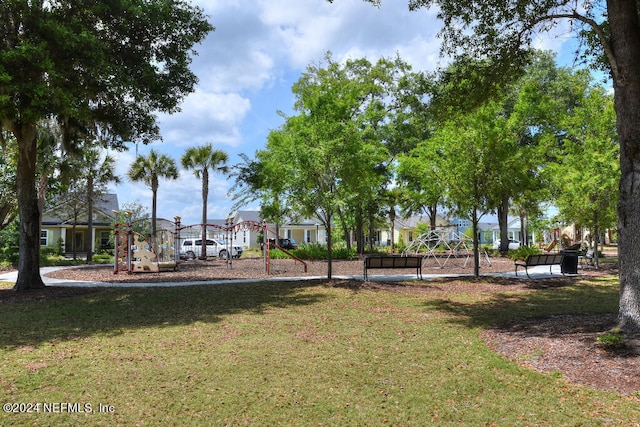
[403,229,490,268]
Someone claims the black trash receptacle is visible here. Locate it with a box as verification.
[561,250,578,274]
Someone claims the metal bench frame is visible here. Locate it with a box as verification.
[514,253,565,278]
[363,256,423,280]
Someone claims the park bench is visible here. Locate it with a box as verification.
[580,248,595,267]
[363,255,423,280]
[514,253,565,278]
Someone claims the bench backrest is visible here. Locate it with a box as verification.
[365,256,422,268]
[527,253,563,265]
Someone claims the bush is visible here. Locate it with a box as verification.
[55,236,65,256]
[40,245,58,256]
[597,328,626,350]
[507,245,541,261]
[0,245,19,265]
[268,244,358,260]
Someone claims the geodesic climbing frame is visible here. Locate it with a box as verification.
[403,229,491,268]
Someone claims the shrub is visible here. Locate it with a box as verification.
[55,236,65,256]
[508,245,541,261]
[40,245,58,256]
[597,328,626,350]
[268,244,357,261]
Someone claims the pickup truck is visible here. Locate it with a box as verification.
[181,239,243,260]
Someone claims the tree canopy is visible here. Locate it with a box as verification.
[338,0,640,333]
[128,149,179,239]
[0,1,213,290]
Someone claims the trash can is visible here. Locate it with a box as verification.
[561,250,578,274]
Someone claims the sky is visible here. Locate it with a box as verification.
[107,0,579,227]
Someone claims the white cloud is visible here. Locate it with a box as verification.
[159,90,251,148]
[105,0,577,225]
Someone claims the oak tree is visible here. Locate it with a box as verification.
[0,1,212,291]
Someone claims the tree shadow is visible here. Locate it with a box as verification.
[421,275,620,333]
[0,280,330,349]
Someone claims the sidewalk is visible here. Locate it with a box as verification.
[0,264,571,288]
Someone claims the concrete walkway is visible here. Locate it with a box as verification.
[0,264,573,288]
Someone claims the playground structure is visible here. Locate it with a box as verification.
[113,212,306,275]
[403,229,491,268]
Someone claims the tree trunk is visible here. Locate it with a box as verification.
[355,209,364,255]
[368,210,375,251]
[87,178,94,262]
[472,208,480,277]
[428,204,438,230]
[519,210,527,246]
[151,181,158,245]
[325,218,333,279]
[608,0,640,333]
[13,123,46,291]
[497,196,509,253]
[200,170,208,260]
[336,207,351,251]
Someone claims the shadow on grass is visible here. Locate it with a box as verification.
[421,275,620,331]
[0,280,329,349]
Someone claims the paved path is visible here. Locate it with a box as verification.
[0,265,572,288]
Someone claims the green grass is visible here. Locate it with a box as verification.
[0,275,637,426]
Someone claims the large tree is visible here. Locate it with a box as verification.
[0,1,212,291]
[428,101,515,276]
[549,87,619,267]
[344,0,640,333]
[181,144,228,258]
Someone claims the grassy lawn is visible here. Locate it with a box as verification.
[0,275,637,426]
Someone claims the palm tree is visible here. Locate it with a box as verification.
[128,149,179,238]
[181,144,228,258]
[80,148,121,262]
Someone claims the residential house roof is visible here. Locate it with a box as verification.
[42,193,119,226]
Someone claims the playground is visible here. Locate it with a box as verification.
[112,213,307,276]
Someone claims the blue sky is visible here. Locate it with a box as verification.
[107,0,579,226]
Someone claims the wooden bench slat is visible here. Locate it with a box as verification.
[514,253,566,278]
[364,256,423,280]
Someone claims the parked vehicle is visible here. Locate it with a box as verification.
[279,238,298,250]
[492,239,520,250]
[181,239,243,260]
[266,238,298,250]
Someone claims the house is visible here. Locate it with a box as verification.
[41,193,119,254]
[280,218,326,246]
[225,210,456,249]
[210,211,326,248]
[390,214,450,246]
[448,216,495,246]
[230,210,270,248]
[490,216,537,246]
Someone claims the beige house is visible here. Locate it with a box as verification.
[388,214,451,247]
[41,193,119,254]
[227,210,453,249]
[221,211,326,248]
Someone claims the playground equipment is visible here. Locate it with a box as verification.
[113,214,306,275]
[403,228,491,268]
[113,213,179,274]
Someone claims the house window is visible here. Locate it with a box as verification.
[409,231,414,242]
[40,230,49,246]
[100,231,111,249]
[306,229,311,243]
